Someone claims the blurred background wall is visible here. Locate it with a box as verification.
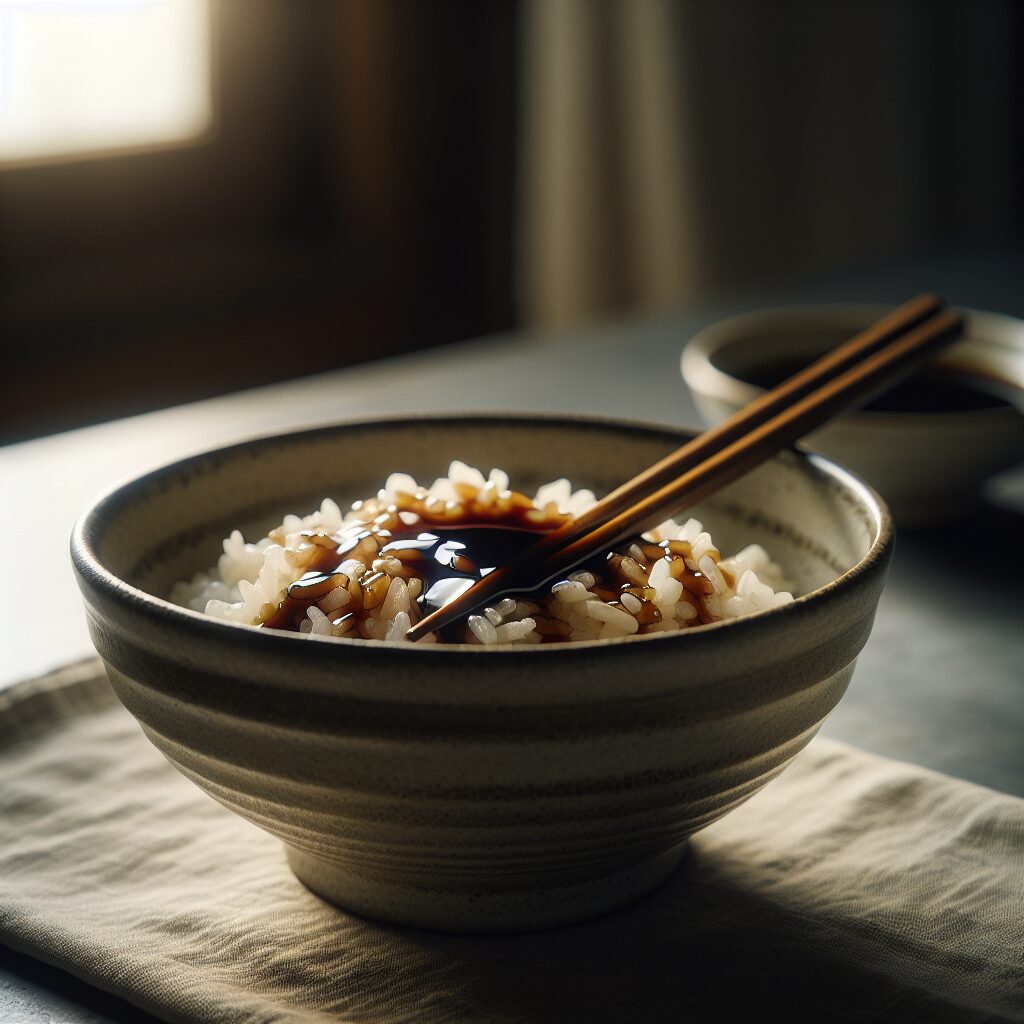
[520,0,1023,325]
[1,0,1021,442]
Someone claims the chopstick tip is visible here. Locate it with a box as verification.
[405,620,430,643]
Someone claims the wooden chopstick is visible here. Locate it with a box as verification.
[406,301,963,641]
[406,294,941,641]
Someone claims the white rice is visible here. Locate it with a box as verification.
[169,461,793,644]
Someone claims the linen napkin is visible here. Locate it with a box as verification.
[1,660,1021,1024]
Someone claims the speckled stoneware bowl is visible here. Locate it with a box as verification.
[72,414,892,933]
[682,305,1024,525]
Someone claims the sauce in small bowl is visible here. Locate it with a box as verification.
[683,306,1024,525]
[740,359,1017,414]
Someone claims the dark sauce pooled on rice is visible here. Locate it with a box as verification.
[261,524,545,638]
[258,498,731,642]
[169,462,793,642]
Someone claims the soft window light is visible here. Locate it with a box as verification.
[0,0,211,165]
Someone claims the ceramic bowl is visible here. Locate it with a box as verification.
[682,305,1024,526]
[72,414,892,933]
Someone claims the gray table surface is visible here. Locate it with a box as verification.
[2,250,1022,1021]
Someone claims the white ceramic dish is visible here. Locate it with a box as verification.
[682,305,1024,525]
[72,414,892,932]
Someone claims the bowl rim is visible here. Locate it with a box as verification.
[681,303,1024,428]
[71,411,894,660]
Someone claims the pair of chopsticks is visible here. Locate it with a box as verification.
[406,295,963,641]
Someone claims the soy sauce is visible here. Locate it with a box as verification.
[739,359,1014,414]
[261,525,552,636]
[259,499,724,641]
[378,525,550,612]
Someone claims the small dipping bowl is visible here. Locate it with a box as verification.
[72,414,892,933]
[682,306,1024,525]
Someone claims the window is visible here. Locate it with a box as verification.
[0,0,212,167]
[1,1,517,443]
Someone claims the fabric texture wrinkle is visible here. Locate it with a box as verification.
[0,659,1021,1024]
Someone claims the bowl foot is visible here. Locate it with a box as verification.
[285,842,688,934]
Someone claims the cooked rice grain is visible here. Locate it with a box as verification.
[169,461,794,644]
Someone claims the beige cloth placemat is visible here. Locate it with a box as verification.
[1,659,1022,1024]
